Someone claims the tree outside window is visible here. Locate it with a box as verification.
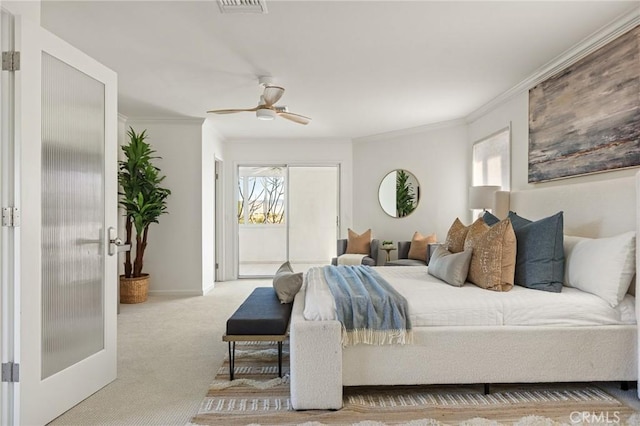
[238,167,285,225]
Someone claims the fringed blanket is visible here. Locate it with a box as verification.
[322,265,413,347]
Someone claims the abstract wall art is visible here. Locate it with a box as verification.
[528,25,640,183]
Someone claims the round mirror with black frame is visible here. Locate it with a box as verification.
[378,169,420,218]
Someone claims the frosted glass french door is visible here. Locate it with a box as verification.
[17,16,118,426]
[237,165,339,277]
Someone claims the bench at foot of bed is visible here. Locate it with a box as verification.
[223,287,293,380]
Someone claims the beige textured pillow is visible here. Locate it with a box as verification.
[408,231,437,261]
[346,228,371,255]
[463,218,516,292]
[444,218,470,253]
[273,261,303,304]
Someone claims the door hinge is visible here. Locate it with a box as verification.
[1,362,19,383]
[215,262,219,270]
[1,207,20,227]
[215,172,219,180]
[2,51,20,71]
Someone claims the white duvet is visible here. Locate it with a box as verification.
[303,266,636,327]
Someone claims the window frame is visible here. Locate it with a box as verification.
[472,125,512,191]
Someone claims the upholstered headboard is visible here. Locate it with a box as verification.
[509,172,640,397]
[509,176,636,238]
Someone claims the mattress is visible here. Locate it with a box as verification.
[303,266,636,327]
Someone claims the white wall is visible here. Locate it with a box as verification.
[202,118,225,292]
[352,122,469,252]
[125,118,205,296]
[224,138,352,279]
[3,1,41,23]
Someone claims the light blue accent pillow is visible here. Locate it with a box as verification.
[428,245,473,287]
[508,211,565,293]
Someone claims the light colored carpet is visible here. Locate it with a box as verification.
[49,279,266,425]
[191,342,638,426]
[49,279,640,425]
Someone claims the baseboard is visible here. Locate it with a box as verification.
[147,289,203,297]
[202,282,216,295]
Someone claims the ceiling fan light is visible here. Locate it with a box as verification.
[256,109,276,121]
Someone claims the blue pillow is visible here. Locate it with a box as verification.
[482,211,500,226]
[508,211,565,293]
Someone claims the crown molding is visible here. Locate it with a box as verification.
[227,137,352,145]
[125,116,205,125]
[466,8,639,124]
[203,118,227,141]
[354,117,467,144]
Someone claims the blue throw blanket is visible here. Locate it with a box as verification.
[323,265,413,346]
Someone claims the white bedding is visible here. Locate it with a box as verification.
[303,266,636,327]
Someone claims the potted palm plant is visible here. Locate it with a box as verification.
[118,127,171,303]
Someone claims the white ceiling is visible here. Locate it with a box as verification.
[40,1,637,140]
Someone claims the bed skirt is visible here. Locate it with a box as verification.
[290,289,638,410]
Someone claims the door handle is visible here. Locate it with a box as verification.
[108,226,130,256]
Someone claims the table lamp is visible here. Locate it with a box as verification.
[468,185,501,214]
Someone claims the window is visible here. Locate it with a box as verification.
[238,167,285,225]
[472,127,511,190]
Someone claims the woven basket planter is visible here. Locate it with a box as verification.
[120,274,149,304]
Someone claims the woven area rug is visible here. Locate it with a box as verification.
[191,342,638,426]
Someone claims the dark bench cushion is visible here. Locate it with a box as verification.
[226,287,293,335]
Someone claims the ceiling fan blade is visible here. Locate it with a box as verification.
[277,111,311,125]
[206,107,258,114]
[263,85,285,106]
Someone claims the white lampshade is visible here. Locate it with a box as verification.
[468,185,501,210]
[256,108,276,120]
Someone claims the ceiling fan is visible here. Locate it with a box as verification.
[207,76,311,125]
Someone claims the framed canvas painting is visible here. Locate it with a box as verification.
[528,25,640,183]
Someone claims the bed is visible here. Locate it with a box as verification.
[289,172,639,410]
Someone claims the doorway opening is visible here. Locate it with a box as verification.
[214,158,223,282]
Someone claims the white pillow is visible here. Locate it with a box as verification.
[563,231,636,307]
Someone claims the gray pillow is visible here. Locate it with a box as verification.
[273,261,303,304]
[508,211,564,293]
[427,246,473,287]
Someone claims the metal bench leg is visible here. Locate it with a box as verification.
[228,341,235,381]
[278,341,283,378]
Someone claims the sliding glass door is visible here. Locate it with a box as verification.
[238,166,287,277]
[288,166,338,272]
[237,165,339,277]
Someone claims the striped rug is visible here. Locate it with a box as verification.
[191,342,637,425]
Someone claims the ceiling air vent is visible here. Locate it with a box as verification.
[218,0,268,14]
